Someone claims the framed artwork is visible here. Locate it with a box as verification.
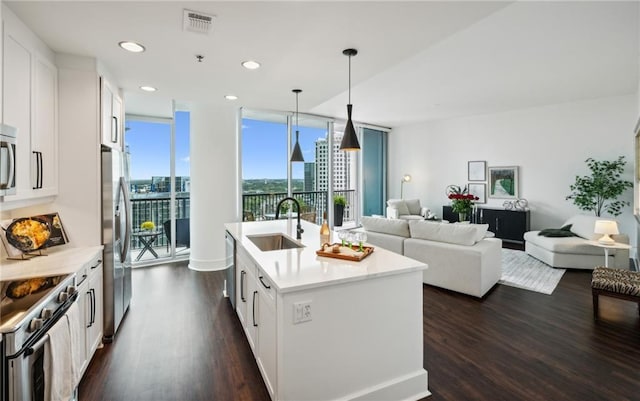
[488,166,519,199]
[468,183,486,204]
[468,160,486,181]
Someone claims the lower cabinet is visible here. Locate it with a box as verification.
[75,253,103,381]
[86,260,103,357]
[235,246,276,399]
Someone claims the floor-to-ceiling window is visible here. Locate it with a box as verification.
[361,128,387,217]
[240,108,387,228]
[125,110,190,265]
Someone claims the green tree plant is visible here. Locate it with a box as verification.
[565,156,632,217]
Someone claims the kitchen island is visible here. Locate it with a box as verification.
[225,219,430,401]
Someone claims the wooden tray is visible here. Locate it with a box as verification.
[316,243,374,262]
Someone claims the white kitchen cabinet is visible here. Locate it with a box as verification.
[86,259,103,358]
[75,252,103,381]
[255,273,277,398]
[101,78,123,150]
[1,9,58,206]
[32,56,58,196]
[235,246,276,398]
[76,269,90,375]
[236,246,258,353]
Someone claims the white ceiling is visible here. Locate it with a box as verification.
[5,1,639,128]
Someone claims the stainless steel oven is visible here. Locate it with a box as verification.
[0,124,17,196]
[1,273,77,401]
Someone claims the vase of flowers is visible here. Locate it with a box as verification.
[446,185,479,222]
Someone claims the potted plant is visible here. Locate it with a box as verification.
[333,195,347,226]
[565,156,632,217]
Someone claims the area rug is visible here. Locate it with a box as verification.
[500,249,566,295]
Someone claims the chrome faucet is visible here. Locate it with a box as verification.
[275,197,304,240]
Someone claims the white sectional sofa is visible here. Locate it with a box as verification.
[361,216,502,298]
[524,214,630,270]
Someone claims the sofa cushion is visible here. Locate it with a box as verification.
[563,215,614,240]
[409,221,487,246]
[361,216,410,238]
[524,231,617,255]
[387,199,410,216]
[404,199,422,215]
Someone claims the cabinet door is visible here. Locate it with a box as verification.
[245,269,258,354]
[32,55,58,196]
[87,262,104,357]
[256,275,277,398]
[2,34,32,201]
[236,250,250,326]
[101,78,123,150]
[76,275,90,377]
[236,248,257,353]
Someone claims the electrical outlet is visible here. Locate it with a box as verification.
[293,301,312,324]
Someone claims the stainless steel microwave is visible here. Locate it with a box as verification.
[0,123,17,196]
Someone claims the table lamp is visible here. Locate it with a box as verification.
[594,220,619,245]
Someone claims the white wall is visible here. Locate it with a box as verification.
[389,94,637,257]
[188,101,238,271]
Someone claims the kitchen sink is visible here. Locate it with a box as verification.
[247,233,304,252]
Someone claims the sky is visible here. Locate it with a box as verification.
[125,111,190,180]
[242,118,327,179]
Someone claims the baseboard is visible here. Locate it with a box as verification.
[188,256,227,271]
[347,370,430,401]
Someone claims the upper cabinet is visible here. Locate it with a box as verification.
[1,8,58,206]
[101,78,123,150]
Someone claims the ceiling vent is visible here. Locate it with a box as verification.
[183,9,215,35]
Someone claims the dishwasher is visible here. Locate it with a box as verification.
[224,231,236,308]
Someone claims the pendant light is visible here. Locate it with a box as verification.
[340,48,360,151]
[290,89,304,162]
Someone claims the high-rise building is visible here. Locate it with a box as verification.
[304,162,316,192]
[315,134,352,191]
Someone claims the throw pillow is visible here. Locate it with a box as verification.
[361,216,410,237]
[404,199,422,216]
[387,199,410,216]
[409,220,481,246]
[538,224,578,238]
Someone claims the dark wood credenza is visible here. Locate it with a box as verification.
[442,205,530,244]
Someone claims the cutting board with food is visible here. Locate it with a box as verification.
[316,243,374,261]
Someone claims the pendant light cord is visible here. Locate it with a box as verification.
[296,91,299,128]
[348,55,352,104]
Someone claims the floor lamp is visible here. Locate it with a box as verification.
[400,174,411,198]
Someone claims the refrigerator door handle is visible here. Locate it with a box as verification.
[119,176,131,263]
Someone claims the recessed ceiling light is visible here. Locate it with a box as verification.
[225,95,238,100]
[140,86,157,92]
[119,41,146,53]
[241,60,261,70]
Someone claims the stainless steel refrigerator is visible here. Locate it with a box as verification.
[101,145,132,342]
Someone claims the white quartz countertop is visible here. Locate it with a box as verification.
[225,220,427,293]
[0,245,104,281]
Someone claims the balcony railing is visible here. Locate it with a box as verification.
[130,192,190,250]
[242,190,356,225]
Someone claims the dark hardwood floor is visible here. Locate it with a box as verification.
[79,261,640,401]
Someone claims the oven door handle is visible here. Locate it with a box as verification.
[24,332,50,357]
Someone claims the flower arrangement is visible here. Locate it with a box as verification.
[446,185,479,215]
[140,221,155,231]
